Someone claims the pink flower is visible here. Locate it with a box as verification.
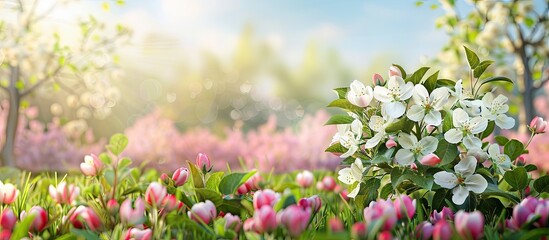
[420,153,441,166]
[433,219,452,240]
[0,229,10,240]
[351,222,367,239]
[224,213,242,232]
[107,199,120,214]
[253,206,277,233]
[378,231,393,240]
[196,153,212,171]
[296,170,314,188]
[188,200,217,225]
[21,206,48,232]
[0,181,18,205]
[172,167,189,187]
[363,199,397,231]
[530,116,547,134]
[373,73,385,86]
[120,197,146,226]
[385,136,397,149]
[125,227,152,240]
[237,184,250,195]
[49,182,79,205]
[320,176,337,191]
[415,221,434,240]
[244,172,262,191]
[393,195,416,220]
[340,189,350,201]
[388,66,402,77]
[0,208,16,230]
[278,205,311,237]
[328,217,344,232]
[253,189,279,209]
[298,195,322,213]
[243,218,257,233]
[455,210,484,240]
[145,182,167,207]
[534,199,549,227]
[430,207,454,223]
[80,154,103,176]
[68,206,102,231]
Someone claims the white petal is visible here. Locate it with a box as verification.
[488,144,501,157]
[407,105,425,122]
[424,110,442,126]
[365,132,384,149]
[340,145,358,159]
[431,87,450,110]
[482,92,494,107]
[452,185,469,205]
[338,168,354,184]
[496,114,515,129]
[470,117,488,134]
[383,102,406,119]
[369,116,385,132]
[400,82,415,100]
[387,76,403,89]
[462,135,481,150]
[454,156,477,177]
[351,159,365,180]
[351,119,363,134]
[395,149,415,166]
[337,124,350,134]
[453,108,469,127]
[444,129,463,144]
[419,136,439,155]
[434,171,458,189]
[398,133,417,149]
[412,84,429,105]
[374,86,392,103]
[347,183,360,198]
[465,174,488,194]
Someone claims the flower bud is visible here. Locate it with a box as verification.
[188,200,217,225]
[296,170,314,188]
[420,153,441,166]
[363,199,397,231]
[529,116,547,134]
[145,182,167,207]
[120,197,146,226]
[298,195,322,213]
[224,213,242,232]
[243,218,257,233]
[378,231,393,240]
[328,217,344,233]
[80,154,103,176]
[49,182,79,205]
[253,189,279,209]
[253,206,277,233]
[107,199,119,214]
[0,181,18,205]
[278,205,311,237]
[125,227,152,240]
[237,184,250,195]
[196,153,212,172]
[455,210,484,240]
[161,194,183,213]
[373,73,385,86]
[321,176,337,191]
[340,189,350,201]
[415,221,434,240]
[160,173,170,185]
[394,195,416,220]
[430,207,454,223]
[426,124,437,133]
[388,66,402,77]
[172,167,189,187]
[0,208,16,230]
[433,219,452,240]
[21,206,48,232]
[68,206,102,231]
[385,136,397,149]
[351,222,367,239]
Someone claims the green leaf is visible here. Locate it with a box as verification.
[195,188,223,207]
[325,143,347,154]
[218,171,257,195]
[107,133,128,156]
[385,118,412,133]
[406,67,430,84]
[379,183,393,199]
[324,115,356,125]
[274,194,297,212]
[481,121,495,139]
[395,174,434,190]
[206,172,224,192]
[464,46,480,68]
[327,99,363,112]
[98,153,112,165]
[520,228,549,240]
[424,70,439,93]
[504,167,528,191]
[435,138,459,165]
[71,229,100,240]
[436,79,456,88]
[495,136,509,146]
[473,60,494,78]
[442,111,453,132]
[118,157,132,169]
[333,87,349,99]
[187,161,204,188]
[480,76,513,87]
[482,183,520,203]
[176,189,194,207]
[11,213,36,239]
[391,64,407,79]
[524,164,538,172]
[534,175,549,193]
[372,147,395,164]
[524,17,535,28]
[218,199,246,215]
[504,140,525,160]
[432,189,448,210]
[355,178,381,210]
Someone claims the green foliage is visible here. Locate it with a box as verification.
[107,134,128,156]
[503,167,529,191]
[218,171,257,195]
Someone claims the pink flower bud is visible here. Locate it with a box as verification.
[385,136,397,149]
[21,206,48,232]
[160,173,170,184]
[415,221,434,240]
[534,200,549,227]
[107,199,119,214]
[0,208,16,230]
[430,207,454,223]
[188,200,217,225]
[80,154,103,176]
[244,172,262,191]
[243,218,257,233]
[0,181,18,204]
[224,213,242,232]
[328,217,344,232]
[125,227,152,240]
[455,210,484,240]
[394,195,416,220]
[161,194,182,213]
[363,199,397,231]
[145,182,167,207]
[321,176,337,191]
[298,195,322,213]
[351,222,367,239]
[410,163,418,170]
[237,184,250,195]
[426,125,437,133]
[196,153,211,171]
[388,66,402,77]
[530,116,547,134]
[253,189,279,209]
[373,73,385,86]
[278,205,311,237]
[253,206,277,233]
[68,206,102,231]
[172,167,189,187]
[340,189,350,201]
[420,153,441,167]
[49,182,79,205]
[0,229,10,240]
[433,219,452,240]
[296,170,314,188]
[120,197,146,226]
[378,231,393,240]
[509,204,534,229]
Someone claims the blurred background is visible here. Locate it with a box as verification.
[0,0,548,172]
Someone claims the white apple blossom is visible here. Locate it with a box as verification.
[434,156,488,205]
[338,158,366,198]
[373,76,414,118]
[346,80,374,107]
[481,92,515,129]
[407,85,451,126]
[365,111,394,149]
[334,119,363,158]
[487,144,511,174]
[444,108,488,144]
[395,133,438,166]
[453,80,483,116]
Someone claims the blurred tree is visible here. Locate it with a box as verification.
[429,0,548,131]
[0,0,130,166]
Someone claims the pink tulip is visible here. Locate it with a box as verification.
[172,167,189,187]
[107,199,120,214]
[188,200,217,225]
[0,181,19,204]
[244,172,262,191]
[385,136,397,149]
[530,116,547,134]
[253,189,279,209]
[0,229,10,240]
[455,210,484,240]
[430,207,454,223]
[351,222,367,239]
[120,197,146,226]
[328,217,344,232]
[0,208,16,230]
[420,153,441,166]
[160,173,170,185]
[161,194,183,213]
[296,170,314,188]
[237,184,250,195]
[394,195,416,220]
[21,206,48,232]
[521,196,539,212]
[415,221,434,240]
[68,206,102,231]
[433,219,452,240]
[320,176,337,191]
[373,73,385,86]
[363,199,397,231]
[196,153,212,171]
[224,213,242,232]
[340,189,350,201]
[145,182,167,207]
[378,231,393,240]
[298,195,322,213]
[278,205,311,237]
[388,66,402,77]
[243,218,258,233]
[49,182,79,205]
[125,227,152,240]
[80,154,103,176]
[535,199,549,227]
[253,206,277,233]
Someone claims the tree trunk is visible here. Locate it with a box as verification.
[518,45,535,134]
[1,66,20,167]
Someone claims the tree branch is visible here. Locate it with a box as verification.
[20,65,63,97]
